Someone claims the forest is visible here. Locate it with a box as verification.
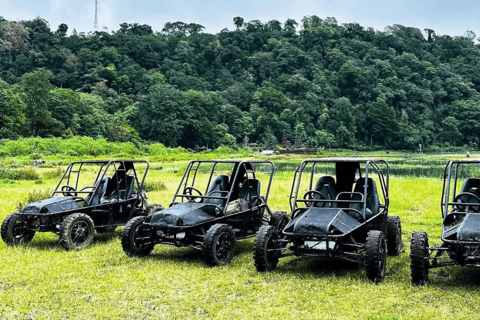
[0,15,479,151]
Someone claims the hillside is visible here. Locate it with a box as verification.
[1,16,479,150]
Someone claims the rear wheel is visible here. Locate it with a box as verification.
[202,224,236,266]
[60,213,95,251]
[269,212,289,235]
[146,204,164,216]
[387,216,402,256]
[121,216,155,257]
[365,230,387,283]
[410,231,429,286]
[253,225,281,272]
[1,213,35,246]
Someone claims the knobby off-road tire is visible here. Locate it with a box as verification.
[253,225,281,272]
[269,211,290,234]
[1,213,35,246]
[202,224,236,266]
[146,204,164,216]
[60,213,95,251]
[387,216,402,256]
[121,216,155,257]
[365,230,387,283]
[410,231,429,286]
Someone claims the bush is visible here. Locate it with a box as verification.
[9,167,40,180]
[34,179,44,184]
[17,188,52,211]
[143,180,167,192]
[43,167,63,180]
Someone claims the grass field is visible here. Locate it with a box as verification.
[1,159,480,319]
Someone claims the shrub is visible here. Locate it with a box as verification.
[9,167,40,180]
[17,188,52,211]
[143,180,167,192]
[43,167,63,179]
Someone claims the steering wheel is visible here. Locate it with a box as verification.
[183,186,203,202]
[454,192,480,212]
[303,190,326,208]
[61,185,76,196]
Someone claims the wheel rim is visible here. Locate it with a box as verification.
[70,220,90,245]
[214,231,234,262]
[11,217,30,243]
[132,224,151,250]
[265,234,278,263]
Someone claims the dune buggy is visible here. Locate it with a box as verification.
[1,160,156,250]
[253,158,402,283]
[121,160,288,266]
[411,159,480,285]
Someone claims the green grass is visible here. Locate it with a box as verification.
[1,162,480,319]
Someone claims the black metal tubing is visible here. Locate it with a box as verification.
[289,158,390,220]
[171,160,275,213]
[51,160,149,206]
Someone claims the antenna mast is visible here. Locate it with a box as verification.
[93,0,99,31]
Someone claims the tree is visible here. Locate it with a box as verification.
[441,116,461,146]
[19,68,64,136]
[0,86,26,138]
[366,99,398,146]
[233,17,244,30]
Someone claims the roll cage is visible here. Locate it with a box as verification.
[51,160,149,206]
[289,158,390,222]
[441,159,480,244]
[170,160,274,215]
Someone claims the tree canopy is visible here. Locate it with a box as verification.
[1,15,480,150]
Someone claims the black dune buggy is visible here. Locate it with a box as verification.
[253,158,402,283]
[411,159,480,285]
[121,160,288,266]
[1,160,157,250]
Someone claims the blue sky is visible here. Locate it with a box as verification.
[0,0,478,37]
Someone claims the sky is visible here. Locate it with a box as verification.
[0,0,479,37]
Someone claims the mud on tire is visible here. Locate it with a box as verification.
[410,231,429,286]
[1,213,35,246]
[269,211,289,234]
[121,216,155,257]
[202,224,236,266]
[253,225,281,272]
[387,216,402,256]
[365,230,387,283]
[60,213,95,251]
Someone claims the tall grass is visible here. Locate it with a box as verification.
[0,164,478,319]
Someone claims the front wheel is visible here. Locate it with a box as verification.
[202,224,236,266]
[121,216,155,257]
[365,230,387,283]
[59,213,95,251]
[410,231,429,286]
[1,213,35,246]
[253,225,281,272]
[387,216,402,256]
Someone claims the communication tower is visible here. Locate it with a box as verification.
[93,0,99,31]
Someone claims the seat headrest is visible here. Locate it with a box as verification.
[461,179,480,194]
[354,177,379,215]
[207,175,230,193]
[314,176,336,199]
